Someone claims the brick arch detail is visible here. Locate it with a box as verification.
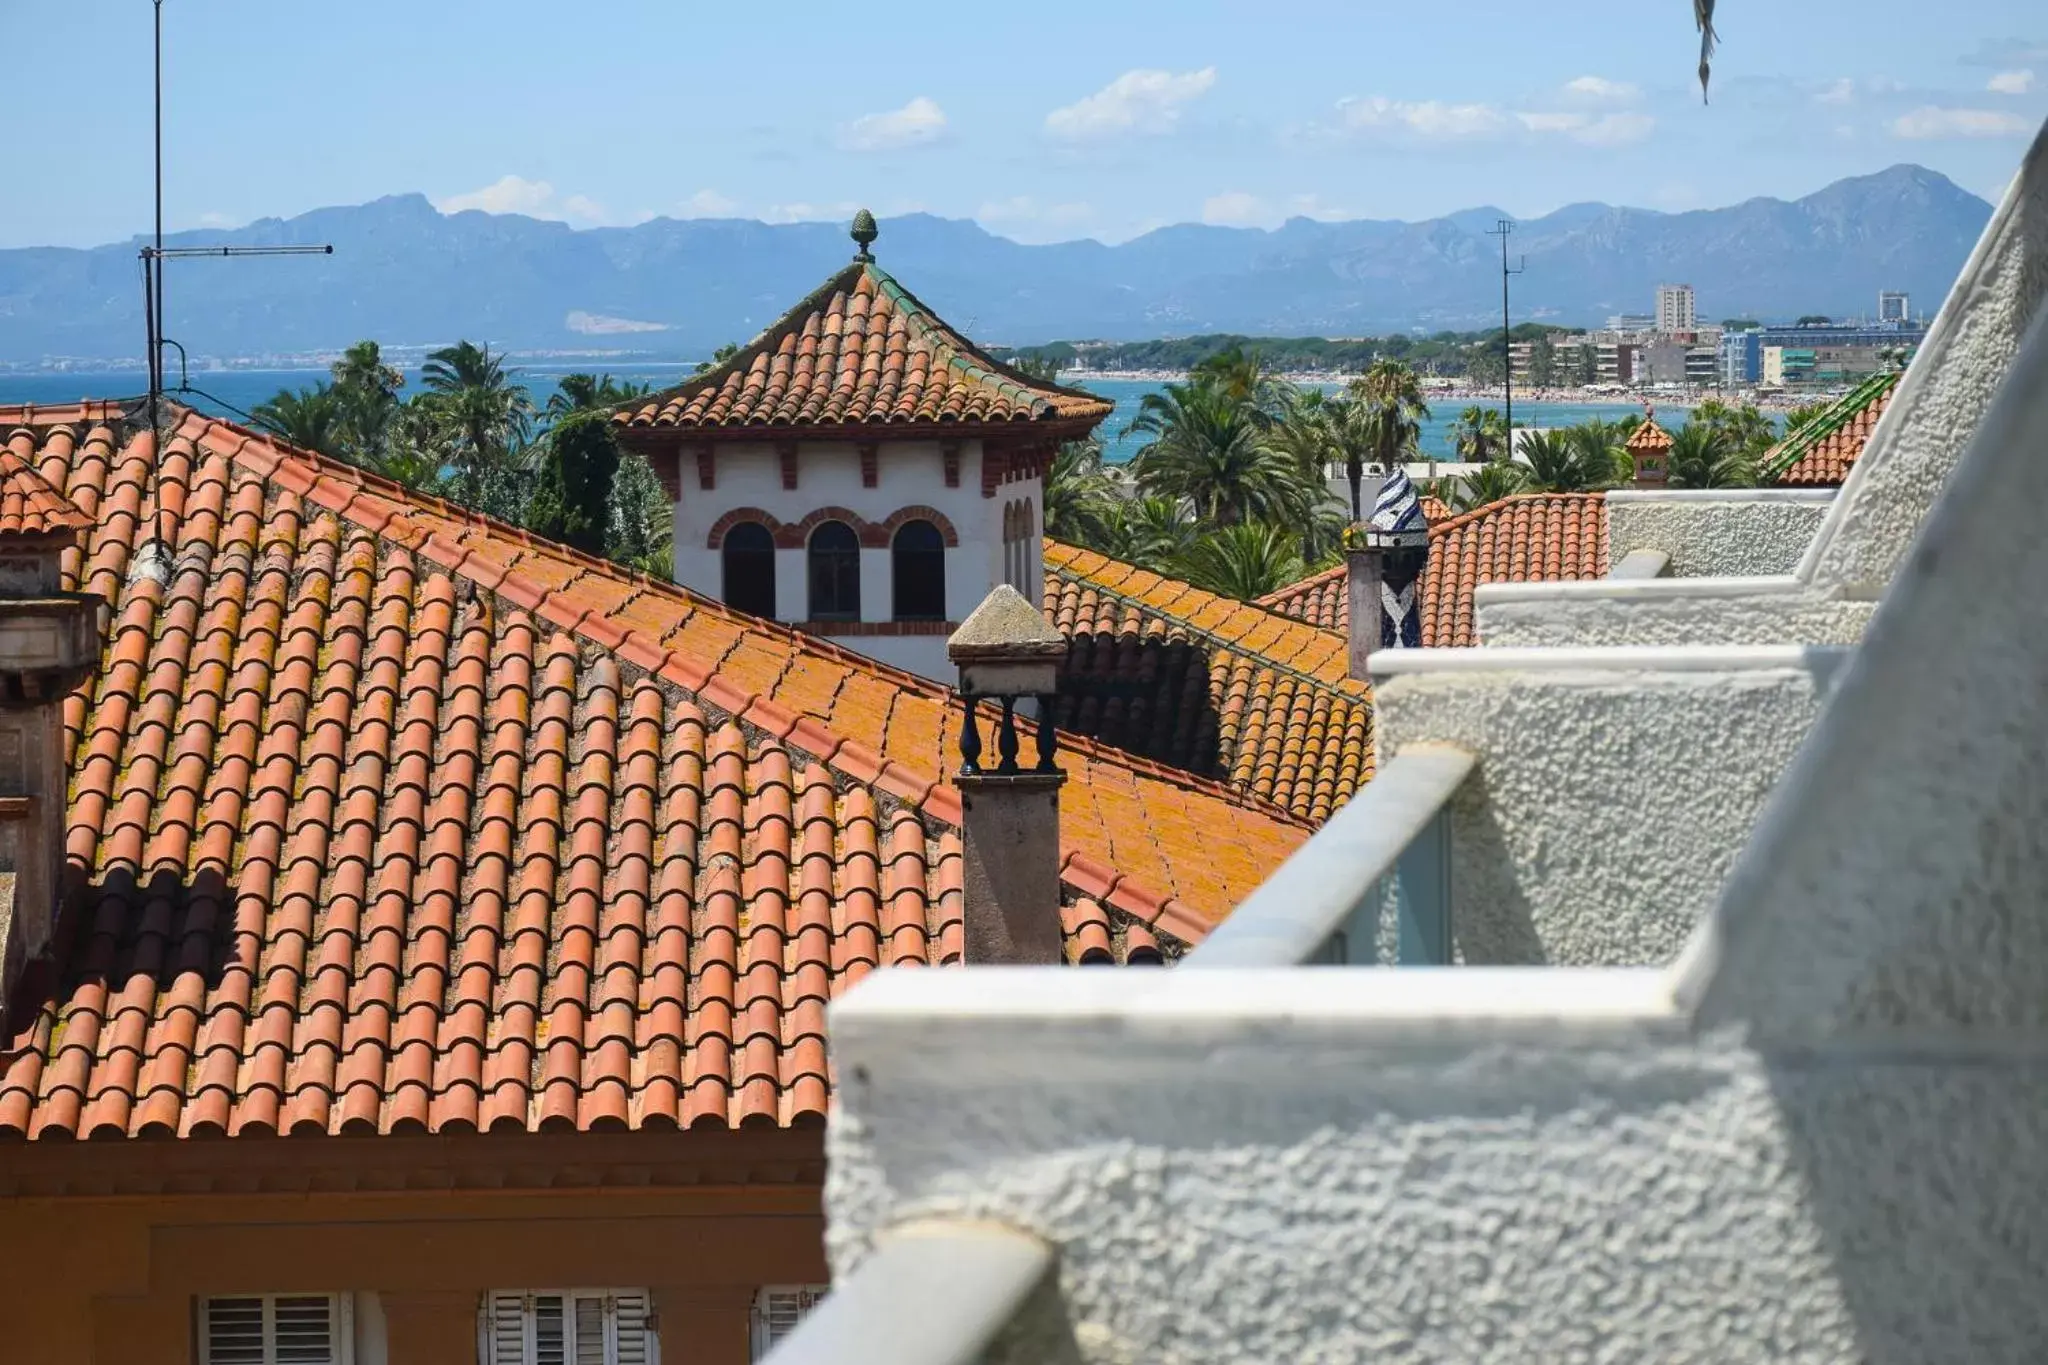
[779,506,879,550]
[705,508,783,550]
[883,505,961,548]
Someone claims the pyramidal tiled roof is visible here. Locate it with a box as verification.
[618,260,1112,433]
[1762,371,1901,487]
[0,403,1306,1141]
[1043,542,1373,824]
[1258,493,1610,648]
[0,427,91,537]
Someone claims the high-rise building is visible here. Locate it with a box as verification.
[1655,283,1696,333]
[1878,290,1911,324]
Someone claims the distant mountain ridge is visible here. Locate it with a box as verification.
[0,164,1990,363]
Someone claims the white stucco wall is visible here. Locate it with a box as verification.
[1371,647,1842,964]
[663,436,1040,681]
[1604,489,1832,578]
[1476,579,1877,648]
[822,970,2048,1365]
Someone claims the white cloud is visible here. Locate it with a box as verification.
[1201,192,1269,227]
[434,174,613,225]
[680,189,738,216]
[1564,75,1640,103]
[1516,111,1587,135]
[763,200,861,224]
[1573,111,1655,146]
[565,310,670,335]
[1045,67,1217,141]
[1815,78,1856,105]
[838,96,948,152]
[975,196,1095,240]
[1892,106,2033,138]
[1339,96,1509,139]
[1988,69,2035,95]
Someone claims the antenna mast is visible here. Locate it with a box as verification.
[1485,220,1524,439]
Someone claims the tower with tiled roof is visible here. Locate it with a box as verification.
[616,212,1112,682]
[1627,408,1674,485]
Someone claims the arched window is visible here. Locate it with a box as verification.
[721,521,777,618]
[807,520,861,621]
[892,519,947,621]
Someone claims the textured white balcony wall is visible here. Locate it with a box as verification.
[1476,576,1877,648]
[824,970,2048,1365]
[1472,119,2048,652]
[1603,489,1832,577]
[1370,646,1844,964]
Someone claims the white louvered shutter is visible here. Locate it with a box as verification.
[482,1291,656,1365]
[750,1287,827,1361]
[201,1295,350,1365]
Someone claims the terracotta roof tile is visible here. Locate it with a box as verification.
[1763,371,1900,487]
[0,429,91,537]
[619,263,1111,434]
[1258,493,1611,647]
[1043,542,1373,824]
[0,404,1309,1142]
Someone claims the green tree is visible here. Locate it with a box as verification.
[1574,342,1598,386]
[1101,495,1200,572]
[1177,522,1306,600]
[328,340,404,460]
[693,342,742,375]
[1517,429,1614,493]
[1782,400,1832,434]
[526,410,621,557]
[546,373,650,421]
[1666,422,1758,488]
[1528,334,1558,388]
[1348,359,1431,520]
[606,452,673,578]
[419,341,534,506]
[251,385,347,458]
[1043,438,1124,548]
[1795,314,1833,327]
[1447,460,1531,511]
[1190,346,1292,424]
[1720,318,1762,331]
[1688,400,1778,459]
[1449,406,1507,462]
[1126,379,1320,528]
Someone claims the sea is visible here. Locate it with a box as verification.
[0,367,1727,464]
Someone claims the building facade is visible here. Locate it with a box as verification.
[1654,283,1696,332]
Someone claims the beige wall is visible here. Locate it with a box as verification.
[0,1148,825,1365]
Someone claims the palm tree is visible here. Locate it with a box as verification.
[545,373,651,422]
[328,340,404,462]
[1450,406,1507,462]
[419,340,534,503]
[252,386,347,458]
[1517,430,1615,494]
[1191,346,1292,424]
[1666,422,1758,488]
[606,452,673,578]
[1042,439,1123,547]
[1349,359,1430,520]
[1568,423,1632,487]
[1178,523,1307,601]
[1782,400,1831,434]
[1446,461,1530,512]
[1102,495,1199,572]
[1126,380,1319,529]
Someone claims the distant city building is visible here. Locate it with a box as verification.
[1655,283,1697,333]
[1751,321,1926,388]
[1721,329,1763,386]
[1878,290,1911,324]
[1606,312,1656,332]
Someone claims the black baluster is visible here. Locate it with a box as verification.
[996,696,1020,773]
[1034,694,1059,773]
[959,690,982,775]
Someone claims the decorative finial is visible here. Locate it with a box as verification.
[850,208,878,261]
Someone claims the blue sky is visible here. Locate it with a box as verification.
[3,1,2044,249]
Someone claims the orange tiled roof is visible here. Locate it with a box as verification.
[1764,371,1901,486]
[1043,542,1373,824]
[1258,493,1611,647]
[618,262,1111,434]
[0,428,92,538]
[0,404,1301,1141]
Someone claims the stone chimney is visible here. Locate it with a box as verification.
[1345,466,1431,678]
[1627,408,1674,485]
[0,441,100,1018]
[946,585,1068,964]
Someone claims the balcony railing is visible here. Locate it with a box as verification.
[1184,743,1474,968]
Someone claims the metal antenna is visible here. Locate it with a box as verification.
[1485,220,1524,438]
[140,1,332,549]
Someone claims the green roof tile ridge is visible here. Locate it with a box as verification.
[1760,371,1900,483]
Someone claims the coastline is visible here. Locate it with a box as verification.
[1059,369,1811,413]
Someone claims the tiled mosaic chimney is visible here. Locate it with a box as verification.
[1345,467,1431,678]
[0,438,101,1016]
[947,585,1068,964]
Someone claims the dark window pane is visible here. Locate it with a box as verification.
[891,520,946,621]
[722,521,777,618]
[808,520,861,620]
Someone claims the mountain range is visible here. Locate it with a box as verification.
[0,164,1991,364]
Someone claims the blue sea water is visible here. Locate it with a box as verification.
[0,367,1718,463]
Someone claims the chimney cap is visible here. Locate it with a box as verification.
[948,584,1067,664]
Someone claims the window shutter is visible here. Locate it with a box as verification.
[482,1290,656,1365]
[750,1287,827,1361]
[610,1292,653,1365]
[532,1295,567,1365]
[200,1295,348,1365]
[484,1293,528,1365]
